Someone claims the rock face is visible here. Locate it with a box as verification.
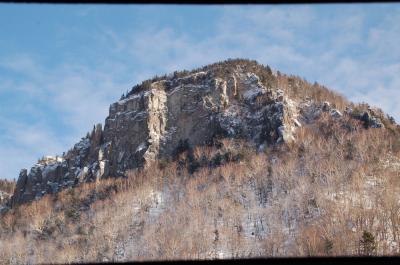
[12,62,301,205]
[10,59,388,206]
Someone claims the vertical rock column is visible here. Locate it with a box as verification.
[11,169,28,205]
[143,87,168,166]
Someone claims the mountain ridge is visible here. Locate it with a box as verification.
[7,58,397,207]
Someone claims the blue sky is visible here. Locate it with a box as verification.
[1,4,400,180]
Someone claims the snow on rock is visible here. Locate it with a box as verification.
[135,142,147,153]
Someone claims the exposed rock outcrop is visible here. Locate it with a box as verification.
[355,110,384,128]
[10,59,388,206]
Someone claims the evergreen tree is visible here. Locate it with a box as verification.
[324,238,333,255]
[90,125,96,139]
[359,231,376,256]
[265,65,272,75]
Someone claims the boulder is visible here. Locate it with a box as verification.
[330,109,343,118]
[356,111,385,128]
[322,101,331,112]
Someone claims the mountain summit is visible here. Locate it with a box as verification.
[10,59,393,206]
[2,59,400,261]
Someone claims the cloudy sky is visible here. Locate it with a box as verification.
[0,3,399,179]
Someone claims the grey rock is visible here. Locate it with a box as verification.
[0,205,9,215]
[330,109,343,118]
[370,117,384,128]
[11,169,29,204]
[322,101,331,112]
[345,107,353,115]
[352,110,385,129]
[10,63,301,206]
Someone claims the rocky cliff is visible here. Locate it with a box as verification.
[10,59,389,206]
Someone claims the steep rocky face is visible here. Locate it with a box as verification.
[10,60,387,206]
[103,69,298,175]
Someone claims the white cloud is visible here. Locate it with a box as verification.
[1,54,38,74]
[0,55,132,179]
[0,117,69,180]
[367,12,400,59]
[217,6,314,43]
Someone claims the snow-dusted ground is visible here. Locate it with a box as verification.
[113,186,169,261]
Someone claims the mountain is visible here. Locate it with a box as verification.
[9,59,389,206]
[1,59,400,262]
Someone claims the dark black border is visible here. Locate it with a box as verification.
[39,256,400,265]
[1,0,400,4]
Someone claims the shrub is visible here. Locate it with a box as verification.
[359,231,376,256]
[324,238,334,255]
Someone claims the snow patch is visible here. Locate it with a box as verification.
[135,142,147,153]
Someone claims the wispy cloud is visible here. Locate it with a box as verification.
[0,55,132,179]
[0,116,68,180]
